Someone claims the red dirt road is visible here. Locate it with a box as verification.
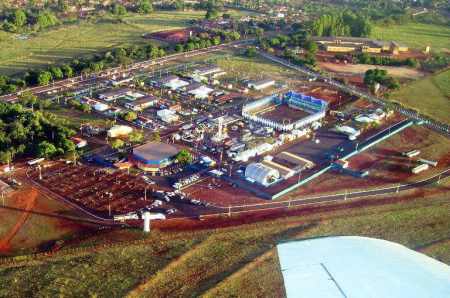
[0,188,38,253]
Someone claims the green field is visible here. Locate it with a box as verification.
[390,69,450,124]
[1,188,449,297]
[0,11,205,76]
[371,22,450,53]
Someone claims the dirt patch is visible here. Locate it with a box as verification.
[319,62,425,78]
[0,188,38,253]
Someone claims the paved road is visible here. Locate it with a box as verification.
[259,52,450,137]
[0,39,254,104]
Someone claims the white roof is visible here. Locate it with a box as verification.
[94,103,109,112]
[188,85,214,99]
[277,236,450,298]
[164,78,189,90]
[245,163,279,186]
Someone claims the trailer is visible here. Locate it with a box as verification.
[27,158,45,166]
[412,164,429,174]
[418,159,438,167]
[403,150,420,158]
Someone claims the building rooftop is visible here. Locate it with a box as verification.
[277,236,450,298]
[133,142,179,161]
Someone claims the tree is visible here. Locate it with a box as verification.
[121,111,137,122]
[150,131,161,142]
[0,151,13,165]
[205,8,219,20]
[110,138,125,150]
[61,64,73,78]
[78,103,91,113]
[111,4,127,16]
[37,71,53,86]
[11,9,27,28]
[37,141,57,158]
[18,91,38,108]
[175,44,184,53]
[49,66,63,80]
[175,149,193,165]
[305,40,318,55]
[36,10,59,29]
[244,47,257,57]
[137,0,153,14]
[129,131,144,144]
[60,139,76,153]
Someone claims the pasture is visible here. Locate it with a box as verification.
[390,69,450,124]
[371,22,450,53]
[0,11,205,75]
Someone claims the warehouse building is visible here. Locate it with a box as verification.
[312,36,409,54]
[131,142,180,172]
[124,96,158,111]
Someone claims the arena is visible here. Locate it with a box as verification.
[242,91,328,132]
[131,142,180,172]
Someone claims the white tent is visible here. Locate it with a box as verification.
[245,163,279,186]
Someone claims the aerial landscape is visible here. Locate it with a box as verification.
[0,0,449,297]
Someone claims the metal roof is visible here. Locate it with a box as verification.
[133,142,179,162]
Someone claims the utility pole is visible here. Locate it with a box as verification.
[144,187,147,201]
[228,205,231,217]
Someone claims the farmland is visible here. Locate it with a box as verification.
[1,187,449,297]
[0,11,205,75]
[389,69,450,124]
[371,22,450,53]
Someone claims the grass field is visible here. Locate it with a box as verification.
[389,69,450,123]
[48,105,113,128]
[1,187,449,297]
[0,11,205,76]
[371,22,450,53]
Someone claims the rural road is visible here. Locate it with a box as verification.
[25,167,450,222]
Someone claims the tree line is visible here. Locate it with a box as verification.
[311,11,372,37]
[2,8,59,33]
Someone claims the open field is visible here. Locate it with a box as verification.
[1,187,449,296]
[0,11,205,76]
[371,22,450,53]
[389,69,450,124]
[48,105,113,128]
[319,61,425,79]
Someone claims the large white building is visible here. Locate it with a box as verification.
[245,163,280,186]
